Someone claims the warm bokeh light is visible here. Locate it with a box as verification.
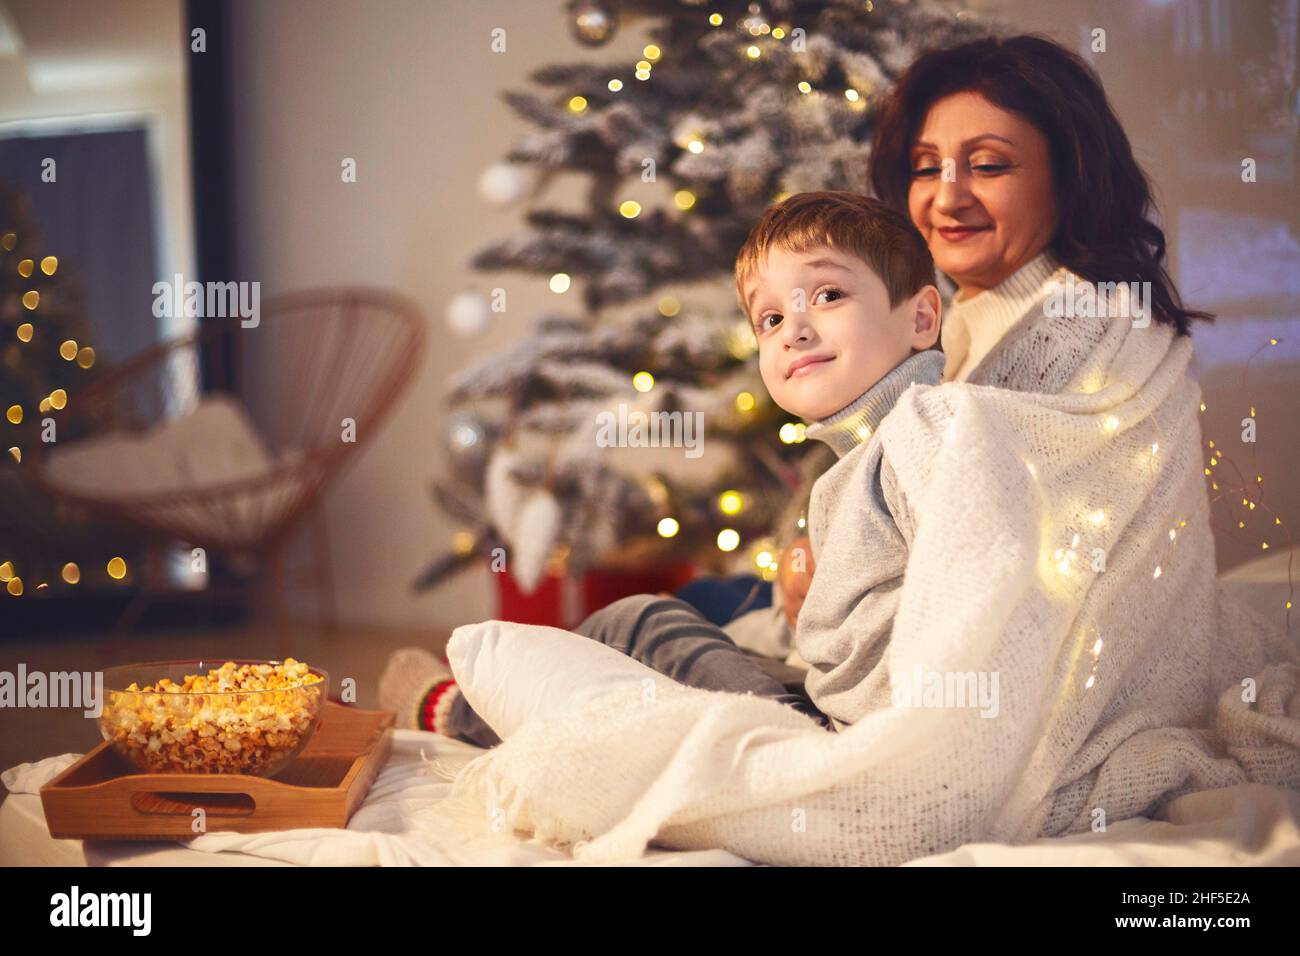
[62,563,80,584]
[632,371,655,392]
[107,556,128,580]
[59,339,78,360]
[716,528,740,552]
[549,273,571,293]
[657,517,680,538]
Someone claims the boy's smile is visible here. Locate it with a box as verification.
[786,353,836,378]
[745,245,931,421]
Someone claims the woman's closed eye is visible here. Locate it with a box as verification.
[911,160,1013,178]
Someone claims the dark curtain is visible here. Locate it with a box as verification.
[188,0,237,394]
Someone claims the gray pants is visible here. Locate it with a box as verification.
[447,593,831,747]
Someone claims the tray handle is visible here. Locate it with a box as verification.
[130,790,257,817]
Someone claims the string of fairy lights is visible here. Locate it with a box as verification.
[1200,338,1294,619]
[1067,336,1295,696]
[1,229,128,598]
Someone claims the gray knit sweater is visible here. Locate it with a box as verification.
[795,347,947,731]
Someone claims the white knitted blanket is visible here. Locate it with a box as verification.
[443,305,1300,866]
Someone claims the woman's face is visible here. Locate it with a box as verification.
[907,91,1058,297]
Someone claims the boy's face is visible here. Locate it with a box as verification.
[745,246,926,421]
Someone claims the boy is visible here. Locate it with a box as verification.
[381,190,943,739]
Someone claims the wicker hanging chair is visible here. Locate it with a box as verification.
[22,286,426,645]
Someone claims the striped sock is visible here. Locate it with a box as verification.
[418,678,462,735]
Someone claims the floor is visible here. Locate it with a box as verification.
[0,618,450,806]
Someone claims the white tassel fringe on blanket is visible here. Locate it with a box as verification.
[438,305,1300,866]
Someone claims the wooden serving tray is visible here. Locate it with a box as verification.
[40,702,394,840]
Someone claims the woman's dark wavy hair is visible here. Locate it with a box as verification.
[870,33,1212,335]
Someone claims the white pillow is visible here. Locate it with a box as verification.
[445,619,679,741]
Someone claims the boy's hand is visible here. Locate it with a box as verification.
[778,535,816,632]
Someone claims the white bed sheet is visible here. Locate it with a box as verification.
[4,727,1299,866]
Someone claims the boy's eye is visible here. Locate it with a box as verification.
[754,288,841,332]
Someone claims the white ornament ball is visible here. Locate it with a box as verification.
[446,291,491,336]
[478,162,528,206]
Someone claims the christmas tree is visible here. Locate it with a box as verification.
[417,0,988,596]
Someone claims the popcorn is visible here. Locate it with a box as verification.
[99,659,325,775]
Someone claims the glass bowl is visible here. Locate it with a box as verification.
[97,659,329,777]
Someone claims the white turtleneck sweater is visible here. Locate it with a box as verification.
[940,252,1066,382]
[792,348,947,730]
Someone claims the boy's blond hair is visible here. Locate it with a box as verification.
[734,190,936,318]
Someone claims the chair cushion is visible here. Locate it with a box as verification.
[45,394,274,498]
